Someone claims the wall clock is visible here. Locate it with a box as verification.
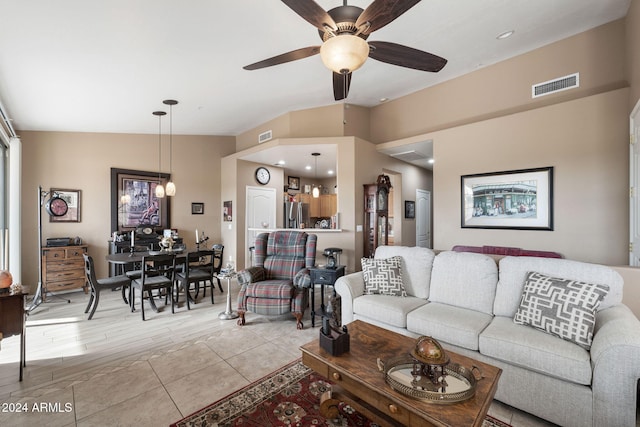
[255,167,270,185]
[45,196,69,217]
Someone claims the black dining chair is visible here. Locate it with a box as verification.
[130,253,176,320]
[83,254,131,320]
[175,250,217,309]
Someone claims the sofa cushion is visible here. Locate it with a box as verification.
[514,271,609,349]
[480,316,593,385]
[494,256,623,318]
[353,295,428,328]
[428,251,498,315]
[375,246,435,299]
[406,302,493,351]
[361,256,406,296]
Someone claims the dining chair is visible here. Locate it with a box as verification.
[130,253,176,320]
[174,250,217,309]
[83,254,131,320]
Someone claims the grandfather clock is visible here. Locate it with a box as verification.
[364,174,392,258]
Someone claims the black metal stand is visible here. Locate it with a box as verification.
[27,186,71,313]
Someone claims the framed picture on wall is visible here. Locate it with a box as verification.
[192,202,204,215]
[288,176,300,191]
[110,168,170,232]
[461,166,554,230]
[404,201,415,219]
[49,189,81,222]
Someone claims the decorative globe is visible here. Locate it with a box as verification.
[0,270,13,289]
[410,336,449,366]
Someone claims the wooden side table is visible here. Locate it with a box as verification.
[0,292,26,381]
[309,265,345,327]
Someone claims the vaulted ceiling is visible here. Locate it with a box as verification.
[0,0,631,140]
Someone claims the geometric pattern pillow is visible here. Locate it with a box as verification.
[513,271,609,349]
[361,256,406,297]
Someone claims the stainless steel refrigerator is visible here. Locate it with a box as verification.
[284,202,310,229]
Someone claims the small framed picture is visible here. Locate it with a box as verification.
[404,201,415,219]
[288,176,300,191]
[191,202,204,215]
[50,188,82,222]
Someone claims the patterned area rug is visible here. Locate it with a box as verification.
[171,359,512,427]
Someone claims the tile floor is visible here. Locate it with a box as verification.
[0,283,562,426]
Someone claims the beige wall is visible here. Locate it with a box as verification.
[627,0,640,110]
[430,89,628,264]
[20,131,235,289]
[370,19,627,143]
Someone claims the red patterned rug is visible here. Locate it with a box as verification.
[171,359,512,427]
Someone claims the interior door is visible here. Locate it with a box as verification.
[246,186,276,267]
[630,101,640,266]
[416,189,431,248]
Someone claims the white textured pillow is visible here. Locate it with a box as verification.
[514,271,609,349]
[361,257,406,297]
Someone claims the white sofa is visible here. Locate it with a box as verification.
[335,246,640,427]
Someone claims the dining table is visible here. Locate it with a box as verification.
[105,249,188,313]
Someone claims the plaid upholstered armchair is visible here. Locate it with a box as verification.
[236,231,317,329]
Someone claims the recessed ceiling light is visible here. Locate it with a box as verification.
[305,165,312,170]
[428,158,435,164]
[379,97,389,103]
[496,30,515,40]
[328,170,334,175]
[277,160,285,165]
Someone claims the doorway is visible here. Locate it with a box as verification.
[245,186,276,267]
[416,189,431,248]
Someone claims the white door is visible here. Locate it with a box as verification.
[416,189,431,248]
[246,186,276,267]
[630,101,640,266]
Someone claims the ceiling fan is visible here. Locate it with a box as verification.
[243,0,447,101]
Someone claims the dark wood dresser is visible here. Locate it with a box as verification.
[0,292,26,380]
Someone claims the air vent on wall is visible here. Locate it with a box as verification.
[258,129,272,144]
[532,73,579,98]
[390,150,428,162]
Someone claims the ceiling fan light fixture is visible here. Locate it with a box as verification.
[320,34,369,74]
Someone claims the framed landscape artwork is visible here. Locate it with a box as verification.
[111,168,170,232]
[461,167,554,230]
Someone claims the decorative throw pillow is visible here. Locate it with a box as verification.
[514,271,609,349]
[361,256,406,297]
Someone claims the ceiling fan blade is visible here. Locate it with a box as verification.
[369,41,447,72]
[355,0,421,34]
[333,72,352,101]
[243,46,321,70]
[281,0,337,32]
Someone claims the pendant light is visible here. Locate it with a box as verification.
[152,110,166,198]
[312,152,320,198]
[163,99,178,196]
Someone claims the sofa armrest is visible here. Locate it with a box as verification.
[590,304,640,427]
[293,268,311,288]
[334,271,365,325]
[237,266,266,287]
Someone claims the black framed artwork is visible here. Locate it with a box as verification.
[288,176,300,191]
[192,202,204,215]
[461,166,554,230]
[404,201,415,219]
[111,168,170,233]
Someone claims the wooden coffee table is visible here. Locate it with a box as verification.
[300,320,502,427]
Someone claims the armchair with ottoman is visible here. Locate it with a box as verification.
[236,230,317,329]
[335,245,640,427]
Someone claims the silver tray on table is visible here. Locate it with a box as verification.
[377,354,482,404]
